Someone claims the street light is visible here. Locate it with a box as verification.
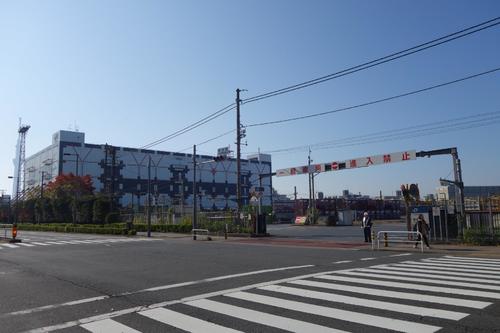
[63,152,79,176]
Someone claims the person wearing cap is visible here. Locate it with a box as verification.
[361,211,373,242]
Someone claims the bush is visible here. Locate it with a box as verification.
[463,228,500,245]
[17,223,129,236]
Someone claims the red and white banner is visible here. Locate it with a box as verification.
[276,150,416,177]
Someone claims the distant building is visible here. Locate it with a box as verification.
[436,185,500,201]
[22,130,272,211]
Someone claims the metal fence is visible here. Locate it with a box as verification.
[465,211,500,232]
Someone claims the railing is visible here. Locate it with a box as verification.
[191,228,210,240]
[373,230,424,253]
[0,224,13,240]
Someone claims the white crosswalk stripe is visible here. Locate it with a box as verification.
[81,318,142,333]
[187,298,349,333]
[356,267,500,285]
[258,284,468,320]
[423,258,500,268]
[140,307,243,333]
[65,255,500,333]
[0,238,156,251]
[336,270,500,291]
[391,262,500,275]
[445,255,500,263]
[403,260,500,271]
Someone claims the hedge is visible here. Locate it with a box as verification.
[463,228,500,246]
[133,223,192,233]
[17,223,134,235]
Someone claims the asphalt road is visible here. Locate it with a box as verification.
[0,230,499,333]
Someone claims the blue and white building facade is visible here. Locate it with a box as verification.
[23,131,272,211]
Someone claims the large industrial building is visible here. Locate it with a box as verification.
[23,130,272,211]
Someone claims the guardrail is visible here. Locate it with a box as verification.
[191,228,210,241]
[373,230,424,253]
[0,224,14,240]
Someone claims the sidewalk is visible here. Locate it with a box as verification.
[137,231,499,257]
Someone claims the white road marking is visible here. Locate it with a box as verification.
[259,284,468,320]
[289,279,490,309]
[225,291,441,333]
[360,257,376,261]
[17,243,36,247]
[372,264,500,280]
[338,271,500,291]
[423,258,500,268]
[357,267,500,285]
[22,268,345,333]
[12,264,315,321]
[140,307,242,333]
[445,255,500,263]
[31,242,51,246]
[139,264,314,292]
[396,262,500,275]
[187,298,349,333]
[5,296,109,317]
[389,253,412,257]
[332,260,352,264]
[317,274,500,299]
[407,260,500,272]
[81,318,141,333]
[45,241,69,245]
[1,243,20,248]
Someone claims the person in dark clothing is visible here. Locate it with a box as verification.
[414,214,430,249]
[361,211,373,242]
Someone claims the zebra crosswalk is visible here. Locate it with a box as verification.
[0,237,158,251]
[78,255,500,333]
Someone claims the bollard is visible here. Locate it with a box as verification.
[224,223,228,240]
[371,230,375,243]
[193,230,197,241]
[12,223,17,240]
[384,232,388,247]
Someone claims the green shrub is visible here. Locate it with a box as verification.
[463,228,500,245]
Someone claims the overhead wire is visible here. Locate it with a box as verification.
[242,17,500,104]
[259,111,500,155]
[140,103,236,149]
[245,67,500,128]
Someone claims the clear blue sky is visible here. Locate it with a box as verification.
[1,0,499,199]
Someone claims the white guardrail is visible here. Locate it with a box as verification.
[0,224,13,240]
[373,230,424,253]
[191,228,210,240]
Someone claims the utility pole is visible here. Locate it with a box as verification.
[294,186,298,216]
[308,148,312,221]
[40,171,45,199]
[192,145,197,238]
[147,155,151,237]
[236,88,242,219]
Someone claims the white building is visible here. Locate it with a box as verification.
[23,130,272,211]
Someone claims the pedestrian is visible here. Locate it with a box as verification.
[361,211,373,242]
[414,214,431,249]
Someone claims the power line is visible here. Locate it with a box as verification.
[245,67,500,128]
[175,129,236,153]
[259,110,500,154]
[243,17,500,104]
[140,103,236,149]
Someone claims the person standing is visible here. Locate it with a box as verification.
[361,211,373,242]
[414,214,431,249]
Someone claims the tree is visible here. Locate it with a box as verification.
[401,184,420,238]
[44,173,94,223]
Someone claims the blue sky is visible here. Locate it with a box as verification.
[1,0,499,199]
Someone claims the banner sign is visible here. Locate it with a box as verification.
[276,150,416,177]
